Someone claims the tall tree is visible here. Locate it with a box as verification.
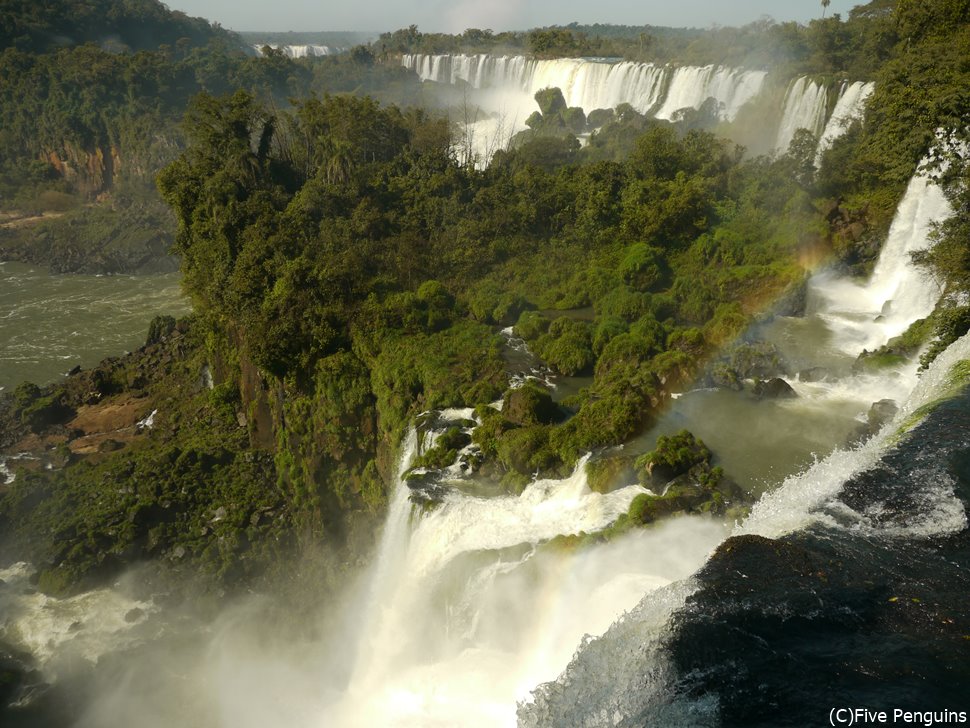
[822,0,831,17]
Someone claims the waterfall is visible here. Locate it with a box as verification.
[403,53,766,121]
[774,77,829,153]
[253,44,338,58]
[322,417,727,727]
[403,56,880,167]
[811,166,952,355]
[329,173,959,720]
[520,330,970,727]
[652,64,766,122]
[814,81,875,164]
[403,53,769,165]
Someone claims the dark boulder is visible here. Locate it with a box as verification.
[848,398,899,444]
[798,366,829,382]
[868,398,898,430]
[708,341,787,391]
[753,378,797,399]
[771,275,809,317]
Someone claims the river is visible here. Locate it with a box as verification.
[0,262,188,393]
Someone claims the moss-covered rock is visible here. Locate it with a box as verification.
[146,315,177,345]
[635,429,711,487]
[495,424,563,481]
[502,383,560,427]
[20,393,74,433]
[585,452,636,494]
[708,341,787,390]
[534,87,567,117]
[594,333,658,391]
[586,108,615,129]
[411,427,472,471]
[533,317,594,376]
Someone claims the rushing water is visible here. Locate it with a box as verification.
[1,158,965,726]
[0,262,188,392]
[402,54,872,166]
[774,77,828,153]
[815,81,875,164]
[252,44,340,57]
[402,54,769,163]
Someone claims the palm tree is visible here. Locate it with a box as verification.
[821,0,831,17]
[323,138,354,185]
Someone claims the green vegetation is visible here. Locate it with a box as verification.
[635,430,712,486]
[0,0,424,272]
[0,318,292,596]
[2,0,970,597]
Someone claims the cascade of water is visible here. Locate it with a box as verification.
[404,53,767,165]
[0,562,154,672]
[653,65,766,122]
[811,167,952,355]
[775,76,830,153]
[341,428,419,683]
[743,335,970,541]
[311,400,733,727]
[253,44,336,58]
[515,151,961,723]
[403,53,765,123]
[815,81,875,165]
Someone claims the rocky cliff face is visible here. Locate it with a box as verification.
[825,197,879,273]
[43,144,122,198]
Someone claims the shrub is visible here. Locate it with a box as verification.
[635,429,711,486]
[619,243,666,292]
[495,425,561,477]
[515,310,550,341]
[594,285,655,322]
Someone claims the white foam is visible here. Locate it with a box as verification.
[775,77,829,153]
[0,563,154,671]
[815,81,874,165]
[811,171,951,355]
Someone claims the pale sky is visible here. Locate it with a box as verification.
[163,0,861,34]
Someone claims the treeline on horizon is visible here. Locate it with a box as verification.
[375,0,900,78]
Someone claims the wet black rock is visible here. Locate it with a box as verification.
[798,366,829,382]
[753,377,797,399]
[868,398,898,430]
[665,389,970,725]
[708,342,788,391]
[771,275,809,317]
[848,398,899,445]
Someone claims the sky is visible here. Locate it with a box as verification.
[163,0,862,34]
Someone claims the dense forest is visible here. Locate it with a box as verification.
[0,0,969,607]
[0,0,418,272]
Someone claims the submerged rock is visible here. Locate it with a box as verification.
[124,607,145,623]
[848,398,899,444]
[798,366,829,382]
[868,398,899,430]
[708,341,788,391]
